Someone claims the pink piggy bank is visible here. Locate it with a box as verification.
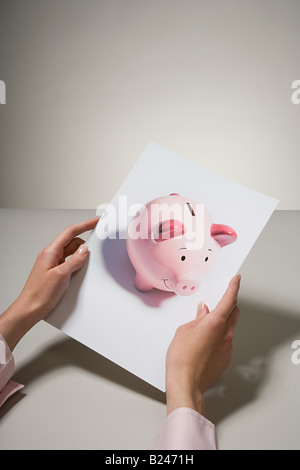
[126,194,237,296]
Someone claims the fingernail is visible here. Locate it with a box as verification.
[78,244,88,255]
[237,274,241,281]
[197,301,208,318]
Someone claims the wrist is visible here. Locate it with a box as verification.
[0,294,41,351]
[166,372,205,417]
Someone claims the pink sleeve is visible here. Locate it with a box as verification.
[0,335,24,408]
[154,407,217,450]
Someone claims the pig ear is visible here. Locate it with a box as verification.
[211,224,237,247]
[154,220,186,242]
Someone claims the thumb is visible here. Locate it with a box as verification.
[57,243,89,277]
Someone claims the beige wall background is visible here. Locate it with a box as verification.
[0,0,299,209]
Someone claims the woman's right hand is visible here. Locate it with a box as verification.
[165,274,241,416]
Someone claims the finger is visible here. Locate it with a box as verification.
[225,305,240,335]
[56,243,89,277]
[196,301,210,319]
[214,275,241,321]
[61,238,85,261]
[50,218,99,251]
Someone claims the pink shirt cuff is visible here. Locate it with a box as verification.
[154,407,217,450]
[0,335,23,408]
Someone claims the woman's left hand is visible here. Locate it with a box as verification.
[0,218,99,350]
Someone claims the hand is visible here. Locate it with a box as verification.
[165,275,241,416]
[0,218,99,351]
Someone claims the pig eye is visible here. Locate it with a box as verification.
[181,255,186,261]
[205,249,212,262]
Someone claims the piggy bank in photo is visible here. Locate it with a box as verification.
[126,194,237,296]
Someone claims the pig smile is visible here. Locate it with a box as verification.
[162,278,172,290]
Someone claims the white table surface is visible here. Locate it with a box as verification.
[0,209,299,450]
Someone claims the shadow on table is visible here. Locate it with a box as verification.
[204,300,300,424]
[2,299,299,425]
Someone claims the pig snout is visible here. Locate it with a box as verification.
[173,277,200,296]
